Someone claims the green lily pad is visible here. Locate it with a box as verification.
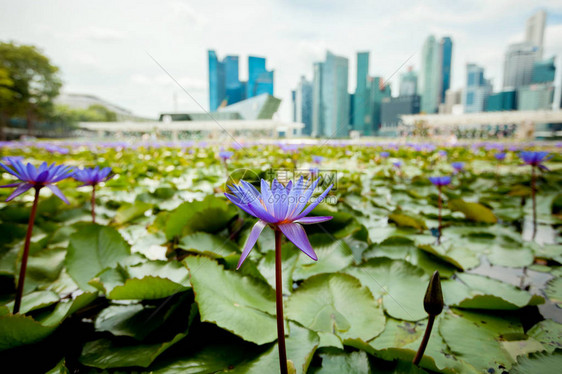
[308,348,372,374]
[0,313,57,351]
[45,359,69,374]
[184,255,277,345]
[344,258,428,321]
[545,277,562,307]
[510,350,562,374]
[165,196,237,240]
[448,198,497,223]
[114,201,153,225]
[149,342,256,373]
[229,322,319,374]
[356,317,478,374]
[0,292,96,351]
[257,243,298,295]
[443,273,544,310]
[79,329,189,369]
[388,212,427,231]
[65,223,131,290]
[178,232,239,258]
[4,290,59,314]
[528,319,562,353]
[439,309,523,372]
[292,234,354,281]
[286,273,385,343]
[90,260,190,300]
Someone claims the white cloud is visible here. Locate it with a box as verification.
[76,27,126,43]
[1,0,562,119]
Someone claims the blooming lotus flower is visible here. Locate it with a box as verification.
[519,151,550,240]
[219,150,233,161]
[2,156,24,165]
[519,151,550,171]
[225,177,333,269]
[429,176,451,187]
[73,166,112,223]
[0,159,73,203]
[0,159,72,314]
[73,166,112,186]
[312,156,323,164]
[495,152,506,161]
[451,162,464,173]
[429,176,450,244]
[380,151,390,158]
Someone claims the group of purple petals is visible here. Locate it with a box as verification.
[0,158,112,203]
[428,150,550,187]
[225,177,333,269]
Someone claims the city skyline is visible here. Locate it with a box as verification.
[2,1,562,121]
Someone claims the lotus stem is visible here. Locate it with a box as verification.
[413,314,435,365]
[275,227,288,374]
[91,184,96,223]
[13,187,40,314]
[413,271,444,366]
[437,186,442,244]
[531,165,537,240]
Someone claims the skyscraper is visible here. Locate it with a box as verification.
[419,35,453,113]
[292,76,313,136]
[208,50,226,112]
[439,37,453,104]
[419,35,440,113]
[312,62,324,137]
[224,55,245,105]
[532,57,556,84]
[399,68,417,96]
[208,50,274,112]
[369,76,391,134]
[503,10,546,90]
[311,52,349,137]
[353,52,370,134]
[247,56,274,98]
[464,63,493,113]
[525,10,547,59]
[503,42,540,89]
[321,51,350,138]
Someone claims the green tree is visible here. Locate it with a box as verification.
[51,104,117,127]
[0,41,62,138]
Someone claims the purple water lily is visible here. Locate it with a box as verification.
[451,162,464,173]
[225,177,332,373]
[0,159,72,314]
[225,177,333,269]
[73,166,113,223]
[519,151,550,240]
[380,151,390,158]
[0,159,73,203]
[312,155,324,164]
[219,150,234,161]
[429,175,451,244]
[495,152,506,161]
[73,166,112,186]
[429,176,452,187]
[393,160,403,168]
[520,151,550,171]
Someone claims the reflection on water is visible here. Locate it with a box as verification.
[469,256,561,323]
[521,216,556,245]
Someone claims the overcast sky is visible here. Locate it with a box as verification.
[1,0,562,120]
